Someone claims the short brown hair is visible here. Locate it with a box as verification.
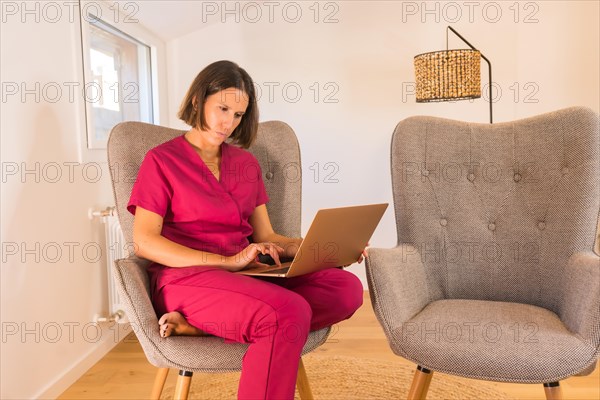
[178,60,258,148]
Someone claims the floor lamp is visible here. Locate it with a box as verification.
[414,26,493,124]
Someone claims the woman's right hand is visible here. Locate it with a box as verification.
[225,242,285,272]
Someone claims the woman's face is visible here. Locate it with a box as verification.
[197,87,249,147]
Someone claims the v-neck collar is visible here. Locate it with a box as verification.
[180,134,227,186]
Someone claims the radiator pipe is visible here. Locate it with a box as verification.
[93,310,125,323]
[89,206,116,219]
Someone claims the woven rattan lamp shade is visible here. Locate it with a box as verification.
[414,49,481,102]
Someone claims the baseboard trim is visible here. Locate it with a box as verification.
[36,323,129,399]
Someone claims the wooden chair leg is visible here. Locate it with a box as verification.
[407,365,433,400]
[173,370,193,400]
[296,357,314,400]
[544,382,563,400]
[150,368,170,400]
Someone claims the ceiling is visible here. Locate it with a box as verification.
[115,0,215,42]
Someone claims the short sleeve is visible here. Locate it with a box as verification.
[127,150,172,217]
[254,161,270,207]
[255,170,269,207]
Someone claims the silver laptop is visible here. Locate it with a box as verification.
[236,203,388,278]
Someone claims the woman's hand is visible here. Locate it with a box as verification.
[357,242,370,263]
[249,205,302,258]
[225,242,285,272]
[357,246,369,264]
[341,242,370,267]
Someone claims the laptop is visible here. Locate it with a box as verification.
[236,203,388,278]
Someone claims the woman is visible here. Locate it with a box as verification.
[128,60,364,399]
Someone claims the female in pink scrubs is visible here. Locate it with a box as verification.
[128,60,364,399]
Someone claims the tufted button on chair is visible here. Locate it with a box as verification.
[108,120,329,400]
[366,107,600,399]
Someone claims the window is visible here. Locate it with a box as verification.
[82,13,153,149]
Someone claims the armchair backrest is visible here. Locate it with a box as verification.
[244,121,302,238]
[391,107,599,311]
[107,120,302,248]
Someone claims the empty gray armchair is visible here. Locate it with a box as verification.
[107,121,329,399]
[365,107,600,399]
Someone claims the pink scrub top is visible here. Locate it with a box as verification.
[127,135,269,294]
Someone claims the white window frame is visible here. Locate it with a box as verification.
[73,0,168,163]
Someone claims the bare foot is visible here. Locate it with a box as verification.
[158,311,207,338]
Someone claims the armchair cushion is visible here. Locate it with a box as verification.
[394,299,598,383]
[114,256,331,372]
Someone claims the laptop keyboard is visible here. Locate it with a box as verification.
[258,254,293,265]
[259,266,290,275]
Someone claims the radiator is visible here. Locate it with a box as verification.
[91,207,127,323]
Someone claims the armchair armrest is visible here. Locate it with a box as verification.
[560,252,600,352]
[365,244,432,341]
[112,256,160,339]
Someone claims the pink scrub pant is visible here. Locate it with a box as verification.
[153,267,363,400]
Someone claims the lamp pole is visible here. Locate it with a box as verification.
[446,26,493,124]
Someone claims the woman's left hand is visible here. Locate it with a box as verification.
[341,243,370,267]
[357,248,368,264]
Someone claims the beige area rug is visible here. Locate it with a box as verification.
[160,354,510,399]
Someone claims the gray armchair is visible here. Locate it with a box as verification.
[365,107,600,399]
[107,121,329,399]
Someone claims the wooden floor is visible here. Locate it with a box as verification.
[60,292,600,399]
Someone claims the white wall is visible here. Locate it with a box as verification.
[0,1,166,399]
[1,16,111,399]
[1,1,598,399]
[165,0,600,285]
